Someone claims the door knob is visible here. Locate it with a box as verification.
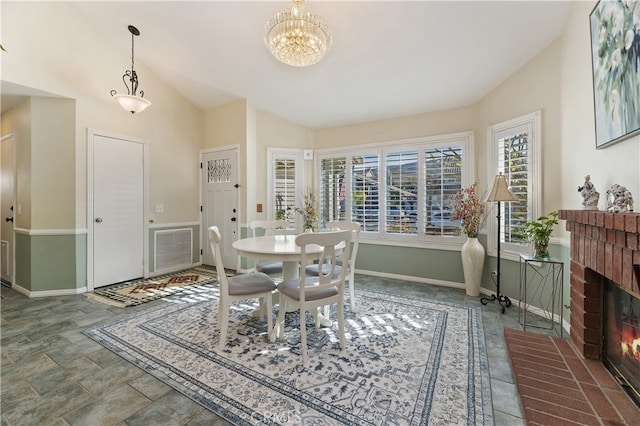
[95,217,103,223]
[5,217,13,222]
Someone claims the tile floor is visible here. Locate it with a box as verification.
[2,274,546,425]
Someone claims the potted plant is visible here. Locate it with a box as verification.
[451,182,487,297]
[294,189,319,232]
[524,211,558,259]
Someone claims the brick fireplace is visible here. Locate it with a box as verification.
[558,210,640,361]
[502,210,640,423]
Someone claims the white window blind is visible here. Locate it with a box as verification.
[316,132,473,245]
[351,153,380,232]
[488,111,541,259]
[498,132,529,244]
[274,157,296,223]
[424,146,463,236]
[385,150,418,235]
[319,156,347,226]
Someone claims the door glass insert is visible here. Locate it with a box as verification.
[208,158,231,183]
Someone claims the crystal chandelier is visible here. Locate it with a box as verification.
[110,25,151,114]
[264,0,332,67]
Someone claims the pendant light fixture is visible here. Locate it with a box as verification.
[110,25,151,114]
[265,0,332,67]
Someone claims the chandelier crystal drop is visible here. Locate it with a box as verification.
[265,0,332,67]
[110,25,151,114]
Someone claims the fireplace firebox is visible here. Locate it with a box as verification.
[604,279,640,405]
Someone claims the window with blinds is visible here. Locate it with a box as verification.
[385,150,418,235]
[319,156,347,227]
[351,154,380,232]
[273,157,296,224]
[498,132,529,244]
[316,131,473,243]
[424,147,462,236]
[488,111,541,258]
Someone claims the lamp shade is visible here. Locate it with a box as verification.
[114,94,151,114]
[486,172,517,202]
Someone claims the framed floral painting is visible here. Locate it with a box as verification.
[589,0,640,149]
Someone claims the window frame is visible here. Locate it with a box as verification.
[267,148,303,228]
[314,131,475,250]
[486,111,542,261]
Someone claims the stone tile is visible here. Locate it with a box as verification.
[1,275,531,425]
[28,356,101,395]
[85,347,127,369]
[128,373,172,401]
[45,337,105,365]
[490,378,523,418]
[63,384,151,426]
[0,353,58,385]
[493,409,526,426]
[0,381,40,413]
[78,360,145,397]
[186,408,233,426]
[488,355,516,384]
[2,383,94,425]
[2,333,70,361]
[122,389,205,425]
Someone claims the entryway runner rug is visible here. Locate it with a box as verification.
[84,288,493,425]
[86,267,218,307]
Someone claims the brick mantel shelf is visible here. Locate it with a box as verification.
[558,209,640,360]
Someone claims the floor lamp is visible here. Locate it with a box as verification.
[481,172,518,314]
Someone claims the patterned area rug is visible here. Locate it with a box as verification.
[84,289,493,425]
[86,267,218,307]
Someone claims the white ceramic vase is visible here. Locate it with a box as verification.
[461,237,485,297]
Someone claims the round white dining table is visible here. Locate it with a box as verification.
[232,234,332,327]
[232,234,324,280]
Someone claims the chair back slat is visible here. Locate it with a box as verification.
[295,230,351,302]
[208,226,229,294]
[326,221,361,271]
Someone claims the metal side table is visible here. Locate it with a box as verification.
[519,254,564,337]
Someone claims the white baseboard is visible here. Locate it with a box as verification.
[11,283,87,298]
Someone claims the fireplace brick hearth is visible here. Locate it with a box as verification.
[558,210,640,360]
[505,210,640,424]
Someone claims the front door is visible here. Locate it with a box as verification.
[201,148,239,268]
[91,132,144,288]
[1,134,15,285]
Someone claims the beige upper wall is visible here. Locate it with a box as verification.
[559,0,639,238]
[476,37,563,217]
[4,1,638,238]
[314,105,477,150]
[30,98,76,229]
[2,1,203,228]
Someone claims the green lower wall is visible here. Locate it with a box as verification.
[358,235,571,324]
[15,232,86,292]
[16,224,570,323]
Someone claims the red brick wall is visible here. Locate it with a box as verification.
[559,210,640,360]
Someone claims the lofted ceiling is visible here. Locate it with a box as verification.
[4,1,574,129]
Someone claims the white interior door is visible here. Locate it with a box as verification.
[201,148,239,268]
[1,134,15,284]
[92,134,144,287]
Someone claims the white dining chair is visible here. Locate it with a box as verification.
[249,220,290,278]
[274,230,351,364]
[305,221,361,311]
[209,226,277,350]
